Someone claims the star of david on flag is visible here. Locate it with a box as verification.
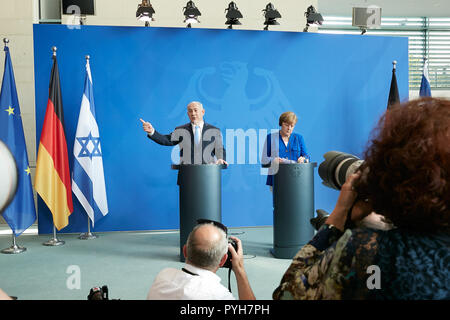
[72,58,108,226]
[76,132,102,159]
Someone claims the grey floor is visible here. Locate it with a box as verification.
[0,226,293,300]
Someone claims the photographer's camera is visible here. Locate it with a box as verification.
[222,238,238,269]
[311,151,364,230]
[87,285,113,300]
[318,151,364,190]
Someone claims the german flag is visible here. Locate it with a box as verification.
[35,52,73,230]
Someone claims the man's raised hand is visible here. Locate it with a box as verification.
[140,118,154,134]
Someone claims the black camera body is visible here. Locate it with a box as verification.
[222,238,238,269]
[311,151,364,230]
[310,209,330,231]
[87,285,109,300]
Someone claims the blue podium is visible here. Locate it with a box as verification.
[270,162,317,259]
[172,164,226,262]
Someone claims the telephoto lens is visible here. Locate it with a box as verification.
[318,151,364,190]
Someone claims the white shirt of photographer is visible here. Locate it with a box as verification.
[147,263,235,300]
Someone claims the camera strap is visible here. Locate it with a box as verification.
[182,267,233,295]
[182,268,199,276]
[228,268,232,293]
[344,201,357,230]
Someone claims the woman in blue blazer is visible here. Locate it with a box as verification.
[262,111,309,187]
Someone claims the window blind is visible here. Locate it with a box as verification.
[318,16,450,89]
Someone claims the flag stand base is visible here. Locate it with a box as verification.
[78,232,97,240]
[78,217,97,240]
[1,244,27,254]
[43,238,65,246]
[1,235,26,254]
[43,225,65,246]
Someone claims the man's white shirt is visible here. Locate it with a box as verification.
[147,263,235,300]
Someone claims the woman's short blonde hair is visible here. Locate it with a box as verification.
[279,111,298,126]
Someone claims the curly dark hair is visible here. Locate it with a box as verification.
[356,97,450,233]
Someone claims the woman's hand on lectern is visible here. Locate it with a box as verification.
[297,156,307,163]
[216,159,228,166]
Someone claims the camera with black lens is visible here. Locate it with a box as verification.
[311,151,364,230]
[87,285,109,300]
[222,238,238,269]
[318,151,364,190]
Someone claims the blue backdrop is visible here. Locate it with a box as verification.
[33,24,409,234]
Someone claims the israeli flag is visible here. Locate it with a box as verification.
[72,59,108,226]
[419,59,431,97]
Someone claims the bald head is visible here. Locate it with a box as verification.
[185,223,228,270]
[192,224,222,248]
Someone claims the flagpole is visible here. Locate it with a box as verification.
[77,54,97,241]
[1,37,30,254]
[41,45,66,246]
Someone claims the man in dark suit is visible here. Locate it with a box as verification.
[140,101,227,166]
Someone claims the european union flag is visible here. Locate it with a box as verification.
[0,45,37,236]
[419,59,432,97]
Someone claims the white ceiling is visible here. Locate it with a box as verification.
[318,0,450,17]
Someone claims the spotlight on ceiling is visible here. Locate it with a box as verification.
[136,0,155,27]
[183,1,201,28]
[262,3,281,31]
[225,1,243,29]
[303,5,323,32]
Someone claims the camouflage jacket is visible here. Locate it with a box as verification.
[273,224,450,300]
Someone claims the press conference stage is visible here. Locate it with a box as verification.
[0,225,291,300]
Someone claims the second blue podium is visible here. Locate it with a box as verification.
[271,162,317,259]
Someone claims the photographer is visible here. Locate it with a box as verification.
[147,222,255,300]
[273,97,450,300]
